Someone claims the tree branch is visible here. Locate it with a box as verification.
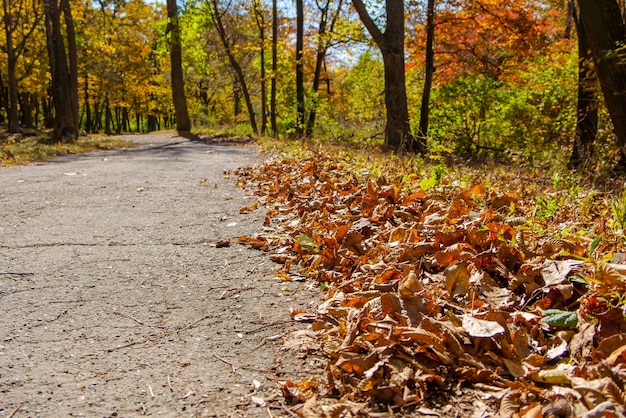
[351,0,385,48]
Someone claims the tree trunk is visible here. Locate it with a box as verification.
[3,0,21,133]
[61,0,79,132]
[416,0,435,153]
[84,76,91,133]
[577,0,626,168]
[44,0,78,141]
[209,0,258,134]
[295,0,305,137]
[271,0,278,137]
[352,0,417,151]
[306,0,343,138]
[167,0,191,132]
[253,0,268,135]
[568,2,598,169]
[105,94,112,135]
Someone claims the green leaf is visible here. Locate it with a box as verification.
[542,309,578,328]
[420,175,437,191]
[588,234,603,258]
[295,234,319,253]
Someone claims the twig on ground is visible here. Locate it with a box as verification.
[0,272,34,276]
[148,385,155,398]
[280,402,300,418]
[241,320,293,334]
[254,333,284,349]
[214,352,237,373]
[7,404,22,418]
[113,311,148,326]
[176,314,212,334]
[107,338,148,352]
[167,375,174,392]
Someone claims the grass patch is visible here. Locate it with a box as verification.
[0,131,135,166]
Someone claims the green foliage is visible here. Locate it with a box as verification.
[611,190,626,230]
[419,164,448,191]
[426,53,577,163]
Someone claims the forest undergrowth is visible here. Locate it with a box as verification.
[0,130,135,165]
[236,139,626,416]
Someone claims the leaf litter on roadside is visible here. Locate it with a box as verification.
[235,150,626,416]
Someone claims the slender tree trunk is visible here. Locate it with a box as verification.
[577,0,626,168]
[568,2,598,169]
[416,0,435,153]
[167,0,191,132]
[44,0,78,141]
[253,0,268,135]
[61,0,79,131]
[271,0,278,137]
[306,0,343,138]
[352,0,417,151]
[3,0,42,133]
[209,0,258,134]
[3,0,21,133]
[295,0,305,137]
[105,94,112,135]
[84,76,91,133]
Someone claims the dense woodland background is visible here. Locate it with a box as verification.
[1,0,626,171]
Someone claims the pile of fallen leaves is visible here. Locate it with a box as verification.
[235,149,626,417]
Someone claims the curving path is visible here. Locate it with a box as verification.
[0,133,318,417]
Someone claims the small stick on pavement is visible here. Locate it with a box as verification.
[7,404,22,418]
[0,272,34,276]
[177,314,212,334]
[148,385,155,398]
[167,375,174,392]
[214,353,237,373]
[280,402,300,418]
[113,311,145,325]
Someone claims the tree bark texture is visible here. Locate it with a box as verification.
[577,0,626,167]
[44,0,78,141]
[568,2,598,169]
[352,0,416,151]
[271,0,278,137]
[167,0,191,132]
[416,0,435,153]
[253,0,268,135]
[295,0,305,137]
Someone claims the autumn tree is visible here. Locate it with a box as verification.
[577,0,626,169]
[44,0,78,141]
[2,0,43,133]
[568,0,598,170]
[416,0,435,145]
[305,0,345,137]
[352,0,422,152]
[271,0,278,136]
[252,0,268,134]
[167,0,191,132]
[205,0,258,134]
[295,0,305,137]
